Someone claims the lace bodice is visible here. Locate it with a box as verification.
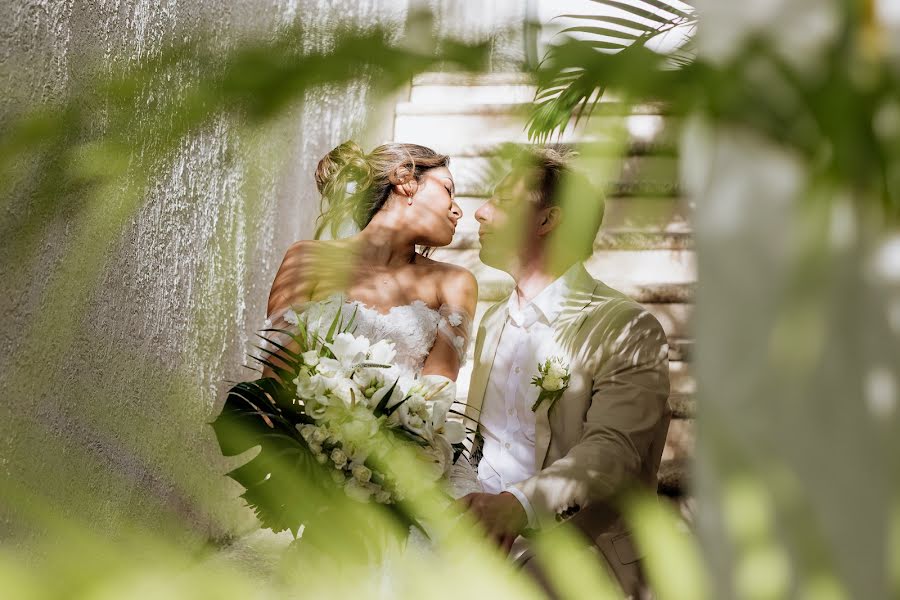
[264,294,470,379]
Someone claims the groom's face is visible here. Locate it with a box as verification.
[474,174,544,271]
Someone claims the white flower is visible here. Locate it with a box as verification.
[304,395,330,419]
[297,424,315,441]
[352,367,383,392]
[326,332,370,368]
[447,312,463,327]
[301,350,320,367]
[367,340,396,365]
[351,464,372,483]
[547,358,568,380]
[283,309,299,325]
[311,426,328,444]
[396,393,430,437]
[430,399,466,444]
[330,448,348,468]
[406,394,427,416]
[420,436,453,480]
[314,357,341,377]
[331,470,346,484]
[315,453,327,464]
[344,479,373,502]
[542,375,564,392]
[419,375,456,405]
[294,371,326,398]
[374,489,392,504]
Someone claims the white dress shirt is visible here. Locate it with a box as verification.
[477,264,582,527]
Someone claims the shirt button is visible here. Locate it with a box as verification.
[514,367,521,374]
[508,408,514,416]
[504,442,511,449]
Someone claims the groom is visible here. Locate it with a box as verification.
[460,147,671,597]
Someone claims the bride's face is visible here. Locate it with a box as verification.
[407,166,462,247]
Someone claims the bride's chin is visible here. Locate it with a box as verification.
[420,234,453,248]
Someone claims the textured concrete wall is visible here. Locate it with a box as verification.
[0,0,407,547]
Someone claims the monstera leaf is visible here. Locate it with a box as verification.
[211,378,329,536]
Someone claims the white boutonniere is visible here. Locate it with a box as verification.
[530,356,570,412]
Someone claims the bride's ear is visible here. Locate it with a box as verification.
[390,165,418,200]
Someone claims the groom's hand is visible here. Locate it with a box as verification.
[459,491,528,554]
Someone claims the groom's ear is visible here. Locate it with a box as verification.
[536,206,562,237]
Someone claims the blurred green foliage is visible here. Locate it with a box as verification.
[3,1,898,598]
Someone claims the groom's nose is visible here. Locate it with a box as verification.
[474,201,490,224]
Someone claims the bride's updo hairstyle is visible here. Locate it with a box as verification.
[315,141,450,238]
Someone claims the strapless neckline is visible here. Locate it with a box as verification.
[332,294,439,319]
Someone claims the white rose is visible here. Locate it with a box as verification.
[312,427,328,444]
[330,448,348,468]
[447,312,463,327]
[297,424,315,441]
[344,479,373,502]
[542,375,564,392]
[351,464,372,483]
[374,489,392,504]
[547,359,568,380]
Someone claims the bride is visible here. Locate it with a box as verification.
[262,140,480,498]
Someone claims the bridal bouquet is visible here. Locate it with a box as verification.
[211,307,470,536]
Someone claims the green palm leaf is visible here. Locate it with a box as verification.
[528,0,697,143]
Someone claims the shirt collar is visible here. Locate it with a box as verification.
[506,262,589,326]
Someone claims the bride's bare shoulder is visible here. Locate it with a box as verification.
[415,255,478,312]
[268,239,351,315]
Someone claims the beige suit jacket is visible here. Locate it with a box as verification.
[466,264,671,595]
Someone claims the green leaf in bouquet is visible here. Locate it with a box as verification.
[249,352,294,383]
[250,342,300,373]
[344,304,359,333]
[254,333,302,364]
[383,393,409,418]
[324,302,343,347]
[372,378,400,417]
[211,379,329,535]
[261,327,309,354]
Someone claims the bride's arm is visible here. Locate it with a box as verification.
[421,266,478,381]
[262,241,318,379]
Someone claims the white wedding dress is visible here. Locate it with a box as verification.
[265,294,483,499]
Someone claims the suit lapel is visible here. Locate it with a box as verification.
[533,270,601,468]
[466,303,508,427]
